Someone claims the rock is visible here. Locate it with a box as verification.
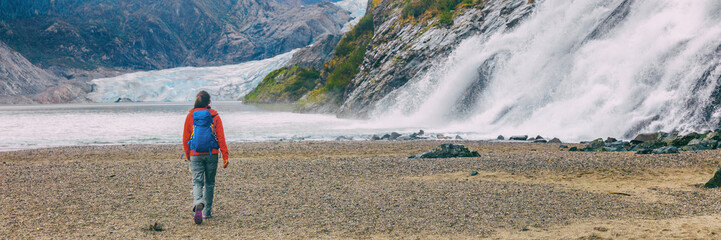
[652,146,679,154]
[688,139,701,146]
[683,144,708,151]
[335,136,352,141]
[534,139,547,143]
[604,137,617,143]
[631,133,660,144]
[509,135,528,141]
[114,97,134,103]
[470,171,479,176]
[568,147,578,151]
[397,135,412,141]
[381,134,391,140]
[584,138,606,151]
[371,135,381,141]
[704,168,721,188]
[390,132,402,140]
[535,135,544,140]
[497,135,505,140]
[455,135,463,140]
[671,132,700,147]
[436,134,451,140]
[635,149,652,154]
[559,144,569,149]
[409,144,481,159]
[548,138,562,144]
[603,147,623,152]
[410,130,425,139]
[148,222,164,232]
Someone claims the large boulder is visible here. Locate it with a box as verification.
[652,146,679,154]
[704,168,721,188]
[409,144,481,159]
[631,133,661,144]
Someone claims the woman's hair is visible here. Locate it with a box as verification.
[194,90,211,108]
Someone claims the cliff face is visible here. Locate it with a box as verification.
[0,0,350,71]
[336,0,534,118]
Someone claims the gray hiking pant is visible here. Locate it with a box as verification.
[190,154,218,217]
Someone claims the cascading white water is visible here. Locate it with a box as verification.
[371,0,721,141]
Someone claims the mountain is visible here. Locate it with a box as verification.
[0,40,59,104]
[0,0,350,71]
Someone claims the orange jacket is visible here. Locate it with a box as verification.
[183,107,229,162]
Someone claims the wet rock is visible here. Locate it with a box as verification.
[335,136,352,141]
[410,130,426,139]
[409,144,481,159]
[455,135,463,140]
[704,168,721,188]
[436,134,451,140]
[371,135,381,141]
[390,132,401,140]
[548,138,562,144]
[583,138,605,151]
[671,132,700,147]
[534,139,547,143]
[397,135,412,141]
[535,135,544,140]
[604,137,617,143]
[497,135,505,140]
[509,135,528,141]
[559,144,569,149]
[381,134,391,140]
[470,170,479,176]
[568,147,578,151]
[635,149,652,154]
[603,147,623,152]
[652,146,679,154]
[631,133,661,144]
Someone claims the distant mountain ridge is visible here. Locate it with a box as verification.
[0,0,350,71]
[0,0,351,103]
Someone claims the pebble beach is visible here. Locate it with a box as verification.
[2,140,721,239]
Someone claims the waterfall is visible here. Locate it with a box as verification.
[371,0,721,141]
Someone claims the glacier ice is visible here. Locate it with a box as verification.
[88,49,298,103]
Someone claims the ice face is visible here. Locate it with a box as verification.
[88,49,298,103]
[335,0,368,32]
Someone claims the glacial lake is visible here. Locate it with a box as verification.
[0,101,470,151]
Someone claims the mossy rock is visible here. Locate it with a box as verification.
[704,168,721,188]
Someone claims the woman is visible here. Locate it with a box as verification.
[182,90,229,224]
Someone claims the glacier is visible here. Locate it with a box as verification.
[88,50,298,102]
[87,0,367,103]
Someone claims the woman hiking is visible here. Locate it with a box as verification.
[182,90,229,224]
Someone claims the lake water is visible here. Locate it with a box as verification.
[0,102,471,151]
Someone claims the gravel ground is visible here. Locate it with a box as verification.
[1,141,720,239]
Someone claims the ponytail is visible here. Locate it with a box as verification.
[194,91,211,109]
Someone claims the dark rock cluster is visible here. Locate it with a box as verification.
[409,144,481,159]
[573,129,721,154]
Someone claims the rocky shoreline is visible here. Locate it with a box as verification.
[2,140,721,239]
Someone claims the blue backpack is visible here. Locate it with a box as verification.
[188,110,220,153]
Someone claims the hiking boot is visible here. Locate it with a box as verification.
[193,203,204,224]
